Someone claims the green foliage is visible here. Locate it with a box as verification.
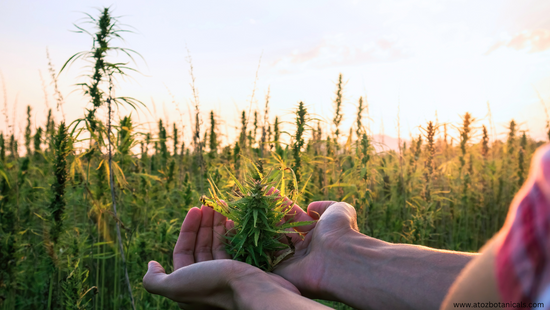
[203,165,314,271]
[157,119,168,165]
[292,102,307,188]
[61,7,142,140]
[239,111,247,149]
[0,7,546,310]
[1,77,544,310]
[481,125,489,159]
[333,73,344,141]
[356,96,365,139]
[25,106,32,156]
[33,126,43,158]
[273,116,280,145]
[0,133,4,161]
[49,122,71,244]
[172,123,178,157]
[459,112,473,170]
[208,111,218,156]
[518,132,527,185]
[118,116,134,157]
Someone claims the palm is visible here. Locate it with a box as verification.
[172,205,299,309]
[274,201,359,299]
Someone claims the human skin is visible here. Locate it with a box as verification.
[142,205,331,309]
[275,200,477,310]
[145,200,477,309]
[440,235,501,310]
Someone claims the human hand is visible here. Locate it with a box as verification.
[143,205,300,310]
[276,200,474,310]
[273,200,361,300]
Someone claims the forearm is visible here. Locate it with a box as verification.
[233,275,331,310]
[320,231,476,310]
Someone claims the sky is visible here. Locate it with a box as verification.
[2,0,550,147]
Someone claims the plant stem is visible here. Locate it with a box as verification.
[107,77,136,310]
[47,273,53,310]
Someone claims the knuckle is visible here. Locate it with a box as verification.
[343,202,357,214]
[194,246,212,253]
[173,248,194,257]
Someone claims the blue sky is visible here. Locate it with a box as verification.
[2,0,550,145]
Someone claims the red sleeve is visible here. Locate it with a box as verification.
[496,145,550,308]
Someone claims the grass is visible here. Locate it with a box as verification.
[0,6,545,310]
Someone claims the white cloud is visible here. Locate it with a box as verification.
[272,36,408,73]
[486,29,550,55]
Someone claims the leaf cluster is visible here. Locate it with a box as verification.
[202,165,314,271]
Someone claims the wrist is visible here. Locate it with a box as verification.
[231,272,303,310]
[230,272,282,310]
[316,229,386,302]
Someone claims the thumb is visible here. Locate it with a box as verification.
[307,201,337,220]
[318,202,359,232]
[143,261,168,295]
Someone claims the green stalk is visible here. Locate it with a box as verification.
[333,73,344,144]
[33,127,42,159]
[107,78,136,310]
[47,273,54,310]
[481,125,489,159]
[292,102,307,188]
[260,88,270,158]
[49,122,69,244]
[209,111,218,157]
[95,218,100,310]
[239,111,247,150]
[24,106,32,157]
[101,224,106,310]
[114,245,119,310]
[0,133,4,161]
[356,96,364,147]
[173,123,178,157]
[518,132,527,186]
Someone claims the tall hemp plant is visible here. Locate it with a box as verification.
[59,7,143,310]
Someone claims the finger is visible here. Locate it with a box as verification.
[225,219,235,231]
[225,220,236,242]
[194,205,214,262]
[268,188,316,232]
[315,201,359,232]
[283,203,316,233]
[163,260,236,306]
[143,261,169,295]
[266,188,292,208]
[174,207,202,270]
[266,186,278,195]
[212,210,231,259]
[307,201,337,220]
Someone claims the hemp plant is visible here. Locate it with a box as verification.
[49,122,71,245]
[60,7,142,137]
[201,164,314,271]
[59,8,142,309]
[292,102,307,189]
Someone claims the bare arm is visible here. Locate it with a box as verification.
[322,231,475,310]
[275,201,475,310]
[231,272,333,310]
